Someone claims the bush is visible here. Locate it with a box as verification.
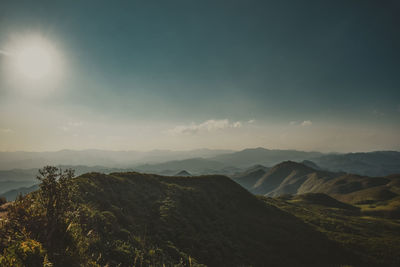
[0,239,48,267]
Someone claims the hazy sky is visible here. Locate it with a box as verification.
[0,0,399,152]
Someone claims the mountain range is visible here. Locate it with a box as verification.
[1,148,400,201]
[0,149,232,170]
[1,148,399,177]
[233,161,400,218]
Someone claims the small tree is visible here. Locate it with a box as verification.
[0,166,77,266]
[36,166,76,260]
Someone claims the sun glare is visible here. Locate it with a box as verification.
[4,34,63,88]
[14,40,53,80]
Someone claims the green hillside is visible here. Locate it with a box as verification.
[261,195,400,266]
[1,169,360,267]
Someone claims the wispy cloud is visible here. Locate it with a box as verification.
[248,119,256,124]
[167,119,242,135]
[301,120,312,127]
[289,120,312,127]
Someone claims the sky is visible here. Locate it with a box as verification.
[0,0,399,152]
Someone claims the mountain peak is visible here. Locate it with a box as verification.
[175,170,192,176]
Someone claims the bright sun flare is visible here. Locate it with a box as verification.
[15,42,52,80]
[8,35,61,82]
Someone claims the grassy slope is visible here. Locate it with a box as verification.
[252,161,334,196]
[260,195,400,267]
[73,172,359,267]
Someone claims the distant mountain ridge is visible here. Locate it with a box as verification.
[0,149,233,170]
[1,148,399,177]
[1,148,400,198]
[211,147,323,167]
[312,151,400,176]
[2,184,39,201]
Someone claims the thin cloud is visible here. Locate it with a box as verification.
[301,120,312,127]
[248,119,256,124]
[168,119,242,135]
[289,120,312,126]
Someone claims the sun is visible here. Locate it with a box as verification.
[5,34,62,84]
[14,41,53,80]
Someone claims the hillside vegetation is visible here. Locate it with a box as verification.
[1,167,362,266]
[261,195,400,266]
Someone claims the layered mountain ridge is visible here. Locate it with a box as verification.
[234,161,400,218]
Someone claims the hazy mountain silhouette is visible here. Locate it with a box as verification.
[312,151,400,176]
[301,160,322,170]
[0,149,232,170]
[231,165,269,189]
[1,148,400,196]
[1,184,39,201]
[211,147,322,167]
[1,148,399,177]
